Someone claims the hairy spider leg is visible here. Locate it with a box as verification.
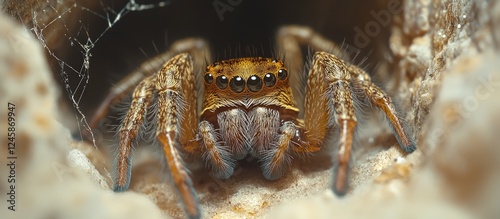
[114,75,155,192]
[115,54,201,219]
[89,38,211,130]
[277,25,416,196]
[155,54,200,219]
[304,52,358,195]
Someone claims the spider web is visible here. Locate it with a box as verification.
[30,0,171,179]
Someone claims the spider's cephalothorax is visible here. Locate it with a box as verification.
[90,26,416,219]
[199,58,301,179]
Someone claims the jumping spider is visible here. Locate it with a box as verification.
[90,25,416,219]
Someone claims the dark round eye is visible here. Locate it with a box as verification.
[247,75,263,92]
[278,69,288,80]
[216,75,228,89]
[264,73,276,87]
[204,73,214,84]
[230,76,245,93]
[272,59,278,63]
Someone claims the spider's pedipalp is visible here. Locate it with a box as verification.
[218,108,249,160]
[198,120,235,179]
[260,121,296,180]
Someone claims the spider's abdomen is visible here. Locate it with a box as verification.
[216,106,281,160]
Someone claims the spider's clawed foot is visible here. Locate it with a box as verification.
[400,141,417,153]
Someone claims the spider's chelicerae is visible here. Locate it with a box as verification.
[90,25,416,219]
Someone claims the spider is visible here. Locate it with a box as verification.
[89,25,416,219]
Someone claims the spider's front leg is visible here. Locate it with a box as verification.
[155,53,200,219]
[303,52,358,196]
[115,75,155,192]
[303,52,416,196]
[115,53,201,219]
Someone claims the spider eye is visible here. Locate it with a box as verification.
[247,75,263,92]
[264,73,276,87]
[204,73,214,84]
[278,69,288,80]
[216,75,228,89]
[230,76,245,93]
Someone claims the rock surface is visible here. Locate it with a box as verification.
[0,11,164,219]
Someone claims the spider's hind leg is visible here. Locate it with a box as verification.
[347,65,417,153]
